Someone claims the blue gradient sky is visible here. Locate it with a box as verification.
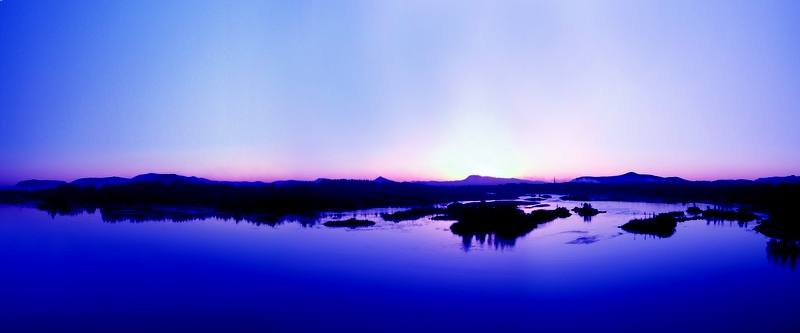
[1,1,799,185]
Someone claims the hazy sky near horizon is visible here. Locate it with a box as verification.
[1,0,799,185]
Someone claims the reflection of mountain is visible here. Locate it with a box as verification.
[414,175,545,186]
[571,172,688,184]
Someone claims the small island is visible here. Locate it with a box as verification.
[620,211,685,238]
[572,203,605,217]
[323,218,376,228]
[686,206,702,215]
[701,208,759,222]
[380,206,446,222]
[446,201,571,240]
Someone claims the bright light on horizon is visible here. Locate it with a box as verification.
[1,1,798,185]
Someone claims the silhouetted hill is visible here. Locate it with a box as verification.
[71,177,131,187]
[130,173,215,184]
[1,174,798,239]
[571,172,688,184]
[414,175,544,186]
[220,181,269,187]
[10,173,271,190]
[709,179,754,184]
[271,180,307,187]
[12,180,68,190]
[373,176,396,183]
[755,175,799,185]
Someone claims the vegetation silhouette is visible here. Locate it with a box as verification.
[323,218,375,228]
[620,212,684,238]
[620,206,764,238]
[380,206,447,222]
[1,180,519,222]
[572,202,605,221]
[686,206,703,215]
[701,208,759,222]
[1,178,798,243]
[443,201,571,247]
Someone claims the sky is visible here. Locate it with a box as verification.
[1,0,799,185]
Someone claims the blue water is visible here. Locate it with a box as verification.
[1,197,797,332]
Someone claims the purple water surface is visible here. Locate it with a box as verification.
[0,197,796,332]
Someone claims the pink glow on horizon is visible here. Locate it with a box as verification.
[1,1,798,185]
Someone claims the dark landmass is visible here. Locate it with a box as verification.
[571,172,688,184]
[572,203,605,217]
[414,175,545,186]
[620,207,763,238]
[447,201,571,243]
[130,173,215,184]
[1,172,798,240]
[373,176,396,183]
[620,212,685,238]
[70,177,132,187]
[686,206,703,215]
[9,173,272,190]
[380,206,446,222]
[755,219,800,241]
[701,208,760,222]
[12,180,69,190]
[380,201,571,245]
[323,218,375,228]
[2,180,525,224]
[755,175,800,185]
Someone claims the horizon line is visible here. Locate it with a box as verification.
[2,171,797,187]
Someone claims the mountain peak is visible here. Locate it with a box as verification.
[571,172,687,184]
[373,176,395,183]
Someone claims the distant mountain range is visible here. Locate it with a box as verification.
[10,180,70,191]
[2,172,797,191]
[753,175,800,184]
[570,172,689,184]
[5,173,267,190]
[570,172,799,185]
[412,175,545,186]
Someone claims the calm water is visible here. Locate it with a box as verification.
[1,197,797,332]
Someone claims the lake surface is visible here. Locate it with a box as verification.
[1,197,797,332]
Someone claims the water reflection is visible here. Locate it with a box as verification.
[705,219,755,228]
[458,233,517,251]
[767,239,799,269]
[32,198,794,270]
[40,204,327,227]
[3,200,800,332]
